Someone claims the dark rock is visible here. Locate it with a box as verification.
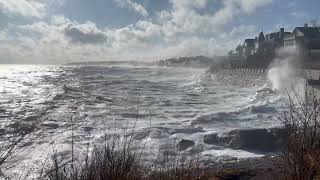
[203,133,233,145]
[227,128,288,153]
[177,139,195,151]
[203,128,288,153]
[203,133,219,144]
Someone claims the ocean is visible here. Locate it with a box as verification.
[0,64,289,177]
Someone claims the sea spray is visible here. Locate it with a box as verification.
[267,47,306,97]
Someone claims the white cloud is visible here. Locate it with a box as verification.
[114,0,149,17]
[64,22,108,44]
[237,0,273,13]
[0,0,274,63]
[0,0,45,18]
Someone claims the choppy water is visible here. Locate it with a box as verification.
[0,64,285,177]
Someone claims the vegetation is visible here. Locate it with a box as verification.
[280,86,320,179]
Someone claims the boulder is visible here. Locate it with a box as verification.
[203,133,233,146]
[203,133,219,144]
[203,128,288,153]
[227,128,288,153]
[177,139,195,151]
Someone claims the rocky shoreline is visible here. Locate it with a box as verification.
[211,156,283,179]
[174,127,289,179]
[177,127,288,154]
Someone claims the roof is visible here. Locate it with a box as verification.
[294,27,320,38]
[258,32,265,42]
[244,39,256,46]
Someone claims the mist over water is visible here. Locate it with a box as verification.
[267,47,306,97]
[0,63,291,178]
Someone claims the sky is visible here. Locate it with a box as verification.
[0,0,319,64]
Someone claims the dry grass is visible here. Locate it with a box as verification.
[280,85,320,180]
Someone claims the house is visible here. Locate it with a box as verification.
[243,39,256,57]
[228,24,320,70]
[254,32,265,53]
[284,24,320,58]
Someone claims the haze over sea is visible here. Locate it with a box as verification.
[0,63,291,177]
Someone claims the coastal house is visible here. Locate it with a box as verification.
[243,28,289,58]
[284,24,320,59]
[254,32,265,53]
[265,28,286,45]
[229,24,320,69]
[243,39,256,57]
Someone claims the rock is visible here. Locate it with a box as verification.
[203,133,219,144]
[203,128,288,153]
[227,128,288,153]
[177,139,195,151]
[203,133,233,145]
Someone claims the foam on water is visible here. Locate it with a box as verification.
[0,64,288,178]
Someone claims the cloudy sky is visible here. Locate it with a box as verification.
[0,0,319,64]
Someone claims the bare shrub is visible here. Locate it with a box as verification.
[45,141,144,180]
[0,119,36,177]
[280,85,320,179]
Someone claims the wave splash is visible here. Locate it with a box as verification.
[267,47,306,96]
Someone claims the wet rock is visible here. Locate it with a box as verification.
[203,133,219,144]
[203,128,288,153]
[227,128,288,153]
[177,139,195,151]
[203,133,232,146]
[250,106,277,114]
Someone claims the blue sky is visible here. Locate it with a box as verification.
[0,0,319,64]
